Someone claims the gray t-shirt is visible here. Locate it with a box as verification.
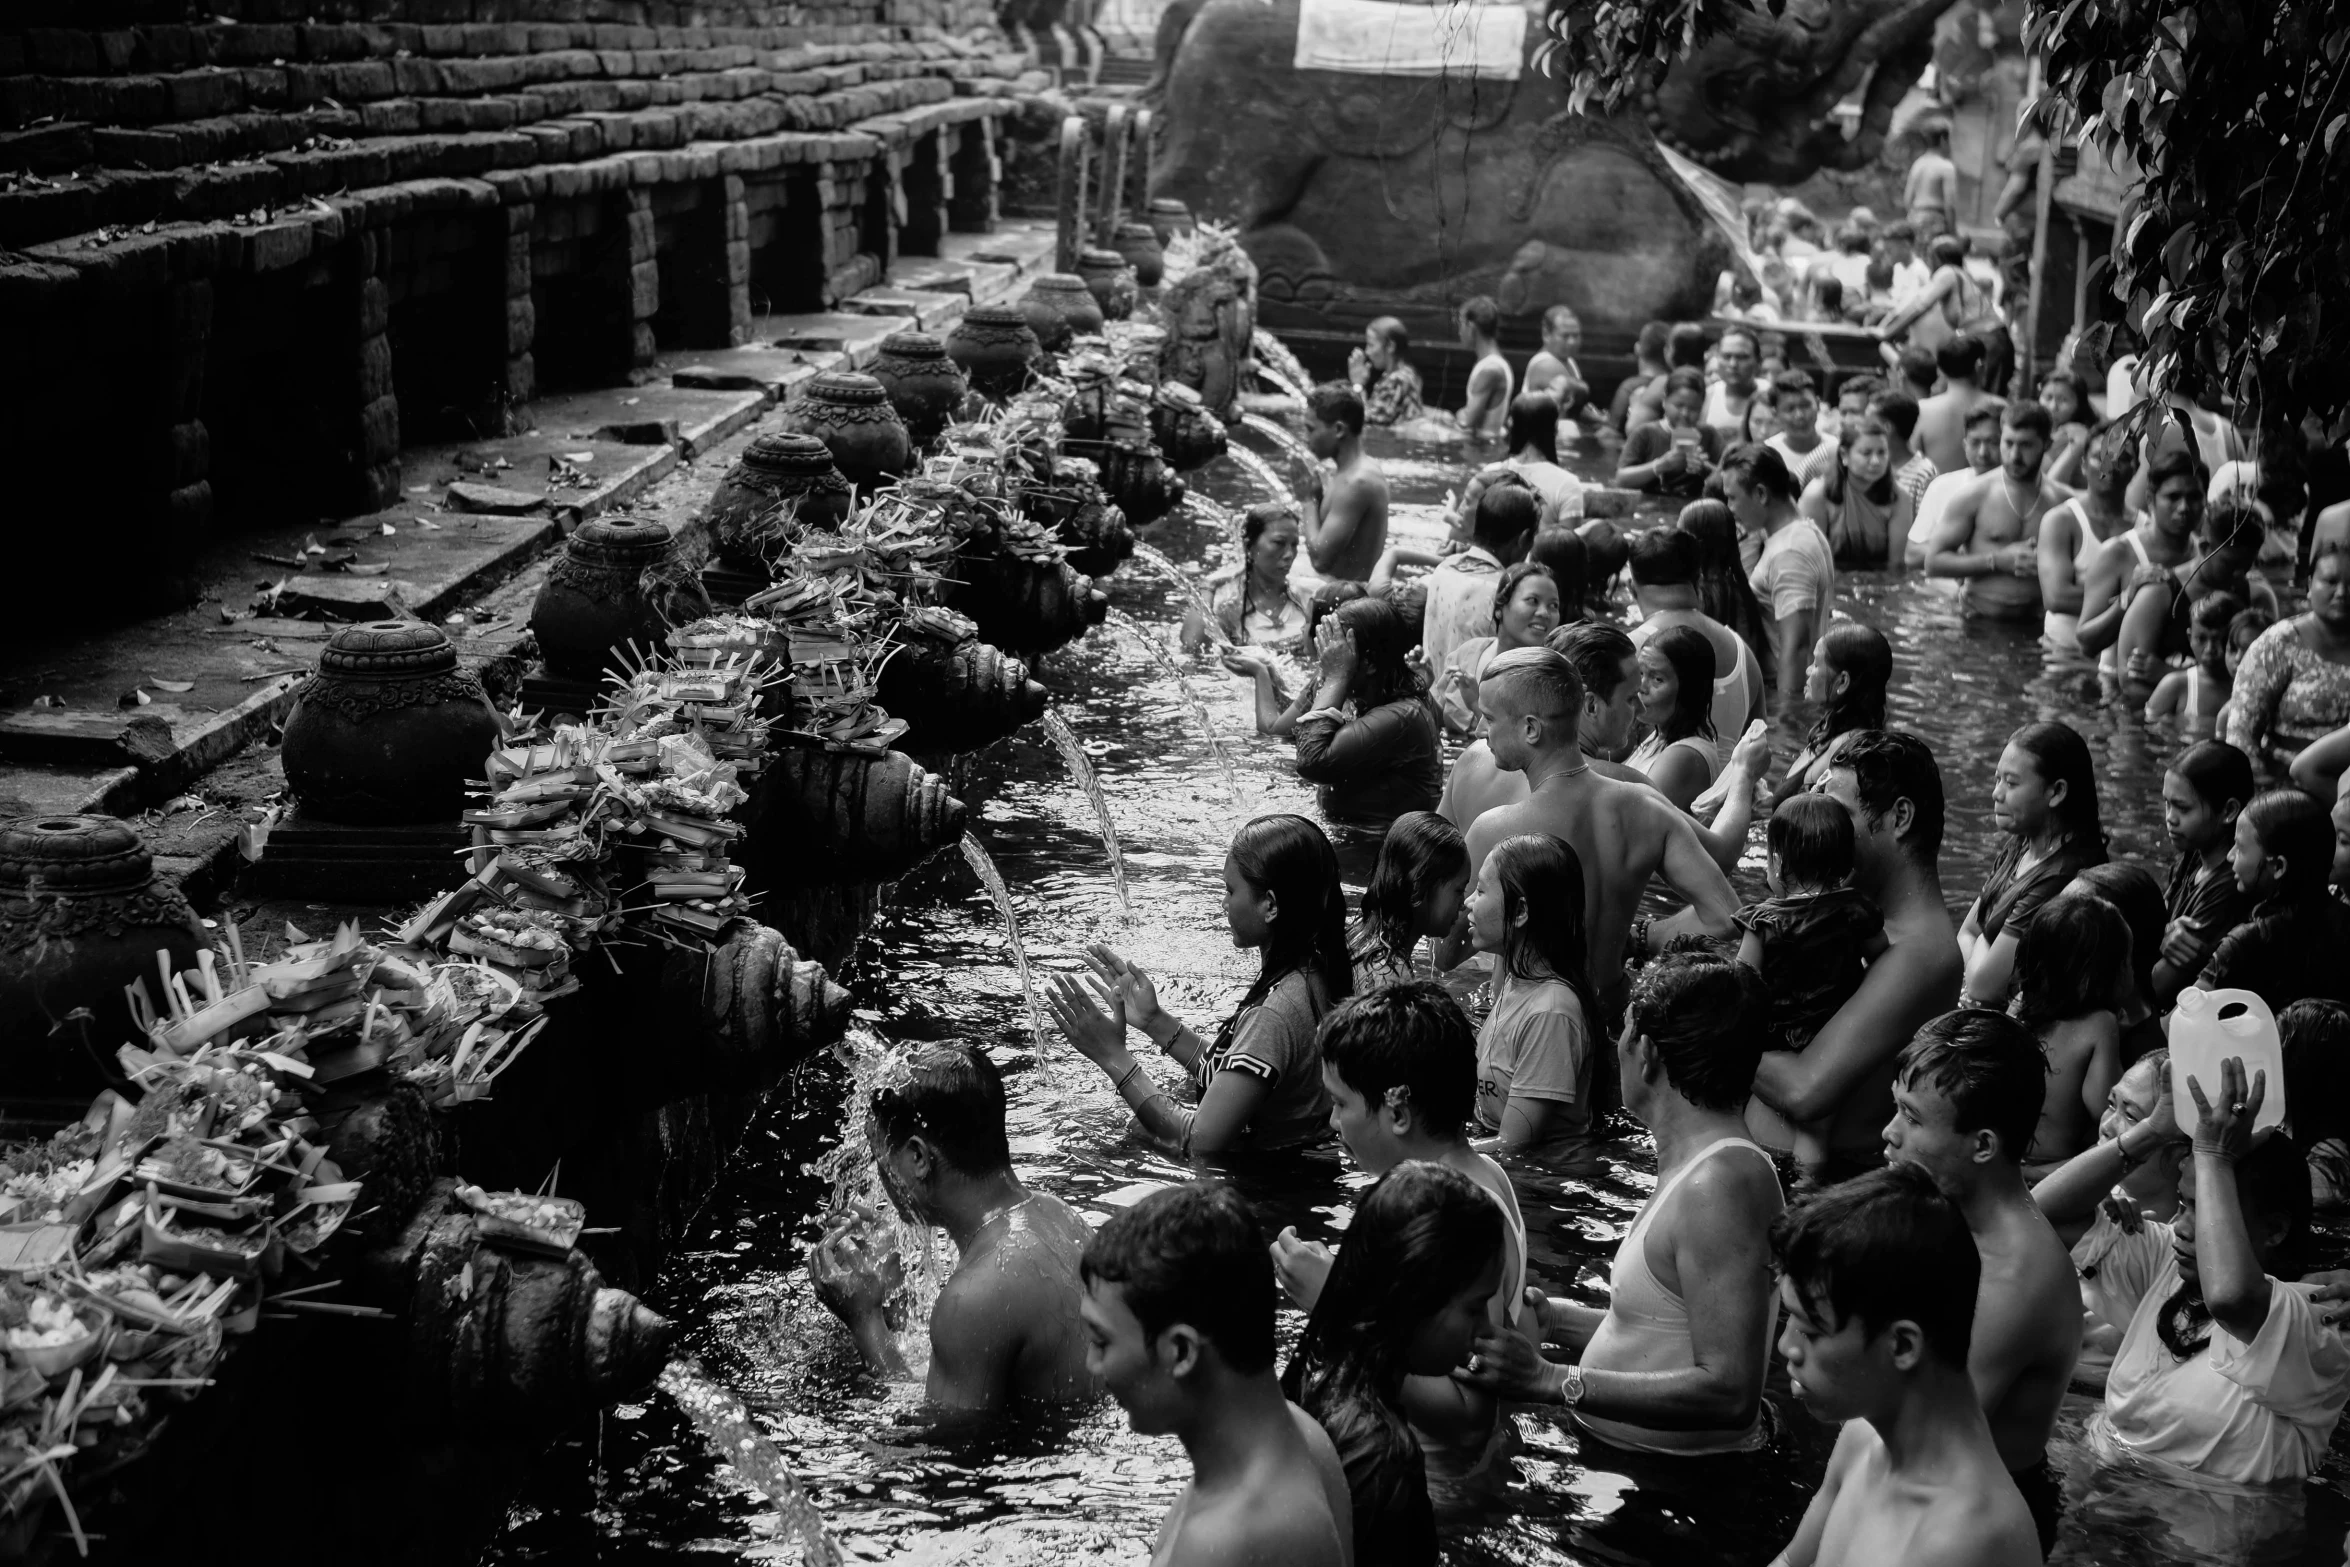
[1192,968,1334,1151]
[1474,973,1590,1140]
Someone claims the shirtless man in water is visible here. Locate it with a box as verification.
[813,1043,1099,1410]
[1912,337,2002,477]
[1082,1181,1352,1567]
[1298,381,1388,581]
[1750,731,1963,1185]
[1926,402,2058,622]
[1882,1012,2083,1556]
[1770,1165,2040,1567]
[1453,648,1739,1009]
[1456,295,1513,439]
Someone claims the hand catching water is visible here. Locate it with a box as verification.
[1084,945,1165,1036]
[1044,969,1128,1067]
[810,1203,906,1324]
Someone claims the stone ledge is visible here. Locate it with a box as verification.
[0,94,1016,256]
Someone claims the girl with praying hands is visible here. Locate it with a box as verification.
[1046,815,1353,1156]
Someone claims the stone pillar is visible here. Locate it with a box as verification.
[900,131,949,258]
[502,202,536,425]
[948,119,999,235]
[351,232,402,515]
[817,157,880,306]
[161,278,216,570]
[722,174,752,346]
[625,188,659,380]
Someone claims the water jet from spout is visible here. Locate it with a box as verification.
[1224,445,1292,513]
[1238,411,1321,479]
[1106,608,1243,805]
[1251,329,1314,405]
[959,833,1047,1051]
[661,1360,845,1567]
[1129,541,1228,647]
[1039,710,1131,920]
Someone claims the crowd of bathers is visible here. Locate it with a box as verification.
[808,318,2350,1567]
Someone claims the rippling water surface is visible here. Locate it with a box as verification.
[486,424,2350,1565]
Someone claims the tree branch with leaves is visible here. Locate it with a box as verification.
[2029,0,2350,433]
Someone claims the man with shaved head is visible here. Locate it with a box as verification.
[1449,648,1740,1026]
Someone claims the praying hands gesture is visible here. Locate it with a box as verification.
[1043,945,1179,1073]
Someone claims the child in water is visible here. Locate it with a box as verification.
[1733,793,1887,1053]
[1464,835,1600,1151]
[2144,591,2244,741]
[2152,739,2254,1005]
[1280,1161,1503,1567]
[2007,892,2129,1179]
[1349,813,1471,993]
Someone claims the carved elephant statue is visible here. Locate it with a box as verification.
[1147,0,1958,326]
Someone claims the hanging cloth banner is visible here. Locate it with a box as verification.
[1292,0,1529,80]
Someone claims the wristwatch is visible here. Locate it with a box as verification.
[1557,1364,1586,1408]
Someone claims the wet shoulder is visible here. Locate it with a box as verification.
[1162,1465,1346,1567]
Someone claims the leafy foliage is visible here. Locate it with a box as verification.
[2028,1,2350,429]
[1528,0,1781,115]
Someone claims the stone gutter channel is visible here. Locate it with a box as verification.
[0,217,1057,907]
[0,218,1064,1567]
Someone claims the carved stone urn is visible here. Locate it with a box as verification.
[529,520,678,681]
[1112,221,1166,287]
[282,620,502,824]
[778,371,911,495]
[0,814,205,1083]
[1020,273,1105,353]
[1150,381,1231,470]
[869,331,970,447]
[700,432,852,571]
[946,305,1043,400]
[1074,248,1139,322]
[1146,198,1194,249]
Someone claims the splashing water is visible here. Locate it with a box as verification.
[660,1361,844,1566]
[1039,710,1131,919]
[1105,608,1244,806]
[1129,541,1228,646]
[1224,444,1291,511]
[1238,411,1321,480]
[1251,328,1313,405]
[959,833,1047,1051]
[806,1027,956,1349]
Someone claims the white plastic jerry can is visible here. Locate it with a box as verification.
[2169,986,2288,1135]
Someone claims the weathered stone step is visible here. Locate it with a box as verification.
[840,284,965,332]
[889,253,1016,299]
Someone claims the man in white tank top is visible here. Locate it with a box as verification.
[1456,953,1783,1455]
